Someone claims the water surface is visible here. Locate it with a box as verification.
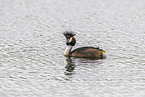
[0,0,145,97]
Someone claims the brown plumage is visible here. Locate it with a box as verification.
[70,47,106,59]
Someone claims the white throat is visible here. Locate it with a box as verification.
[64,45,73,56]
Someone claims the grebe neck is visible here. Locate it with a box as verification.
[64,45,73,56]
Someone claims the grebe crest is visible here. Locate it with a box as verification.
[63,31,106,59]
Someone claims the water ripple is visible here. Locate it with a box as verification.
[0,0,145,97]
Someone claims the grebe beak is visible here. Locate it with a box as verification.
[67,37,73,43]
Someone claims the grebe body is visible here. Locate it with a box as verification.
[63,31,106,59]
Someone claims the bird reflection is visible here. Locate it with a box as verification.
[64,56,105,75]
[64,57,76,75]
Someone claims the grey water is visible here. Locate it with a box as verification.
[0,0,145,97]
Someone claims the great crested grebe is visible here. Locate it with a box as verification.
[63,31,106,59]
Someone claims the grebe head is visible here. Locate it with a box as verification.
[63,31,76,46]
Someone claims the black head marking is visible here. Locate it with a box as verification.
[63,31,76,46]
[63,31,76,39]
